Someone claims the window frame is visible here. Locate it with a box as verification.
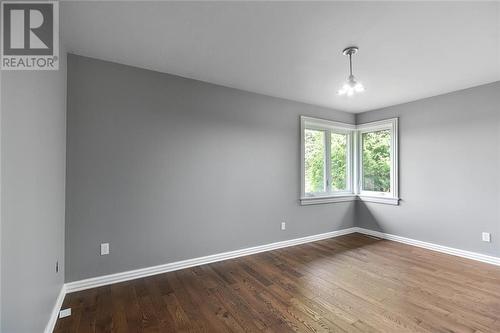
[357,118,399,205]
[300,116,356,205]
[300,116,399,206]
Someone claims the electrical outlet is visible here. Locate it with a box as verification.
[101,243,110,255]
[59,308,71,318]
[281,222,286,230]
[482,232,491,242]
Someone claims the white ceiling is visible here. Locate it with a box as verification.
[61,1,500,113]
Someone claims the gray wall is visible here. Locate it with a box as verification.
[356,82,500,257]
[65,55,500,284]
[1,58,67,331]
[65,55,356,282]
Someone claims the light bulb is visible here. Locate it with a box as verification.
[338,75,364,96]
[354,82,364,92]
[337,83,350,95]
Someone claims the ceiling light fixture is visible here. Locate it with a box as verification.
[337,46,365,97]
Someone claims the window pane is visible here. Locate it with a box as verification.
[331,133,348,191]
[304,129,325,193]
[362,130,391,192]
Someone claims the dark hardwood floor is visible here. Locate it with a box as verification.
[54,233,500,332]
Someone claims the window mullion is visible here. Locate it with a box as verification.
[357,131,361,194]
[325,130,332,193]
[349,131,356,194]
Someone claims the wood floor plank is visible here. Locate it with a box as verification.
[54,233,500,332]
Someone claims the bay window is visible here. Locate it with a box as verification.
[301,116,398,205]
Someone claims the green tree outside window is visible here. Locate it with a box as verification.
[362,130,391,192]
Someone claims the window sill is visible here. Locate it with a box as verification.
[358,196,400,206]
[300,195,400,206]
[300,195,357,205]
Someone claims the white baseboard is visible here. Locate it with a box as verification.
[44,284,66,333]
[65,227,357,293]
[354,227,500,266]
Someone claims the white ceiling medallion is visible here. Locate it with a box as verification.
[337,46,365,97]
